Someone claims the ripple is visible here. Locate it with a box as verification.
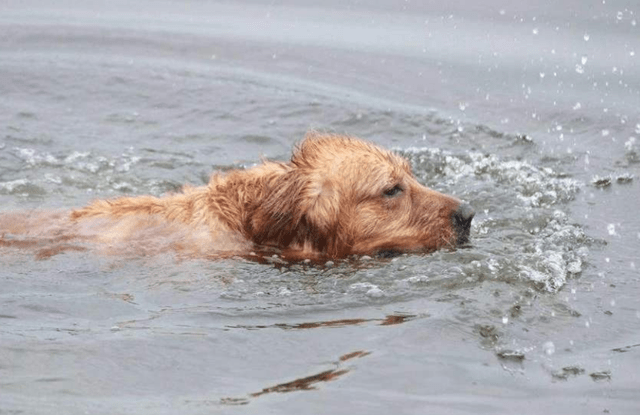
[400,147,590,292]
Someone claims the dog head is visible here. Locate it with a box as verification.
[248,133,473,258]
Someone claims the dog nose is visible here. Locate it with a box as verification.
[454,203,475,223]
[452,203,475,244]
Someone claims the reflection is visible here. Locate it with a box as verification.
[611,343,640,353]
[227,314,417,331]
[0,235,87,260]
[250,368,350,397]
[339,350,371,361]
[380,314,414,325]
[220,350,371,405]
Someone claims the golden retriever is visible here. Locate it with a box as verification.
[1,133,474,260]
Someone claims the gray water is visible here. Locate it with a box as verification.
[1,1,639,414]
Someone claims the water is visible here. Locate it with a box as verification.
[1,1,639,414]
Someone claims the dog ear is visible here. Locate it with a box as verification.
[248,169,345,255]
[288,132,343,236]
[248,170,307,245]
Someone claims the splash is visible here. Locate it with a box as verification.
[401,147,589,292]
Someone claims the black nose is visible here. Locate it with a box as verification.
[452,203,475,245]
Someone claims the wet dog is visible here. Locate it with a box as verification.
[1,133,474,260]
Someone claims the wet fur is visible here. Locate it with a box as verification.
[2,133,462,259]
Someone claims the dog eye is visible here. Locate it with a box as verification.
[383,185,403,197]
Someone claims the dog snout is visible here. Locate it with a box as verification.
[452,203,475,244]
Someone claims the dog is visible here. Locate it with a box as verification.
[1,133,474,260]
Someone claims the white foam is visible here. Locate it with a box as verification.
[403,147,589,292]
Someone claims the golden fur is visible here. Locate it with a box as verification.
[1,133,469,260]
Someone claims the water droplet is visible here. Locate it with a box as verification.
[543,341,556,355]
[632,19,637,26]
[581,55,588,65]
[625,137,637,151]
[499,9,506,15]
[585,320,590,328]
[630,51,636,57]
[601,129,610,137]
[573,102,582,110]
[366,287,384,298]
[539,72,546,78]
[575,64,584,74]
[458,102,468,111]
[583,33,590,41]
[278,287,292,296]
[607,224,617,236]
[617,11,623,20]
[502,316,509,324]
[532,28,539,35]
[610,299,616,307]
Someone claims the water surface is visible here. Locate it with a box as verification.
[1,1,639,414]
